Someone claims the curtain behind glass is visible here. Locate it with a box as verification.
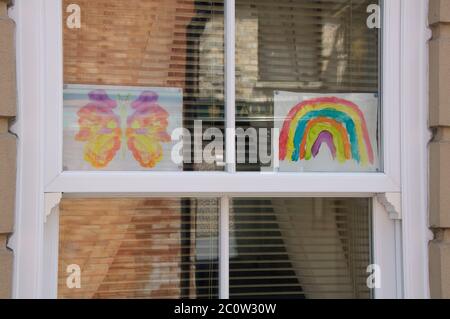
[58,198,219,299]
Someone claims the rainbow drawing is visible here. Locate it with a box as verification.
[279,96,374,166]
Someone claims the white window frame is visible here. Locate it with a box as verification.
[9,0,431,299]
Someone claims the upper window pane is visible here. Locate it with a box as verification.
[62,0,382,173]
[62,0,225,171]
[235,0,381,172]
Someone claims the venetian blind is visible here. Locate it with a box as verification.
[236,0,379,95]
[230,198,372,299]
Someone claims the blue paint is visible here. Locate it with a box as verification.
[291,109,360,162]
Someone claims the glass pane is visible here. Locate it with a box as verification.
[235,0,381,172]
[62,0,225,171]
[230,198,372,299]
[58,198,219,299]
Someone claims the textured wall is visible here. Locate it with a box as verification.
[429,0,450,299]
[0,0,16,300]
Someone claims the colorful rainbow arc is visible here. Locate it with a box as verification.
[279,97,374,166]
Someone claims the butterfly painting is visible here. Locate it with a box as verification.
[63,85,182,171]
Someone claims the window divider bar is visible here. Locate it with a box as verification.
[225,0,236,173]
[219,196,230,299]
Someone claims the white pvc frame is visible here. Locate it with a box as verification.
[9,0,431,299]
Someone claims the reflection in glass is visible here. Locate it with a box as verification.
[58,197,219,299]
[230,197,372,299]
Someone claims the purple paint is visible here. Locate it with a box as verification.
[311,131,336,158]
[131,91,159,110]
[88,90,117,109]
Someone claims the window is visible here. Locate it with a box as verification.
[45,0,395,299]
[15,0,431,300]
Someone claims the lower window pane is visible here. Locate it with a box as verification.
[230,198,372,299]
[58,198,219,299]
